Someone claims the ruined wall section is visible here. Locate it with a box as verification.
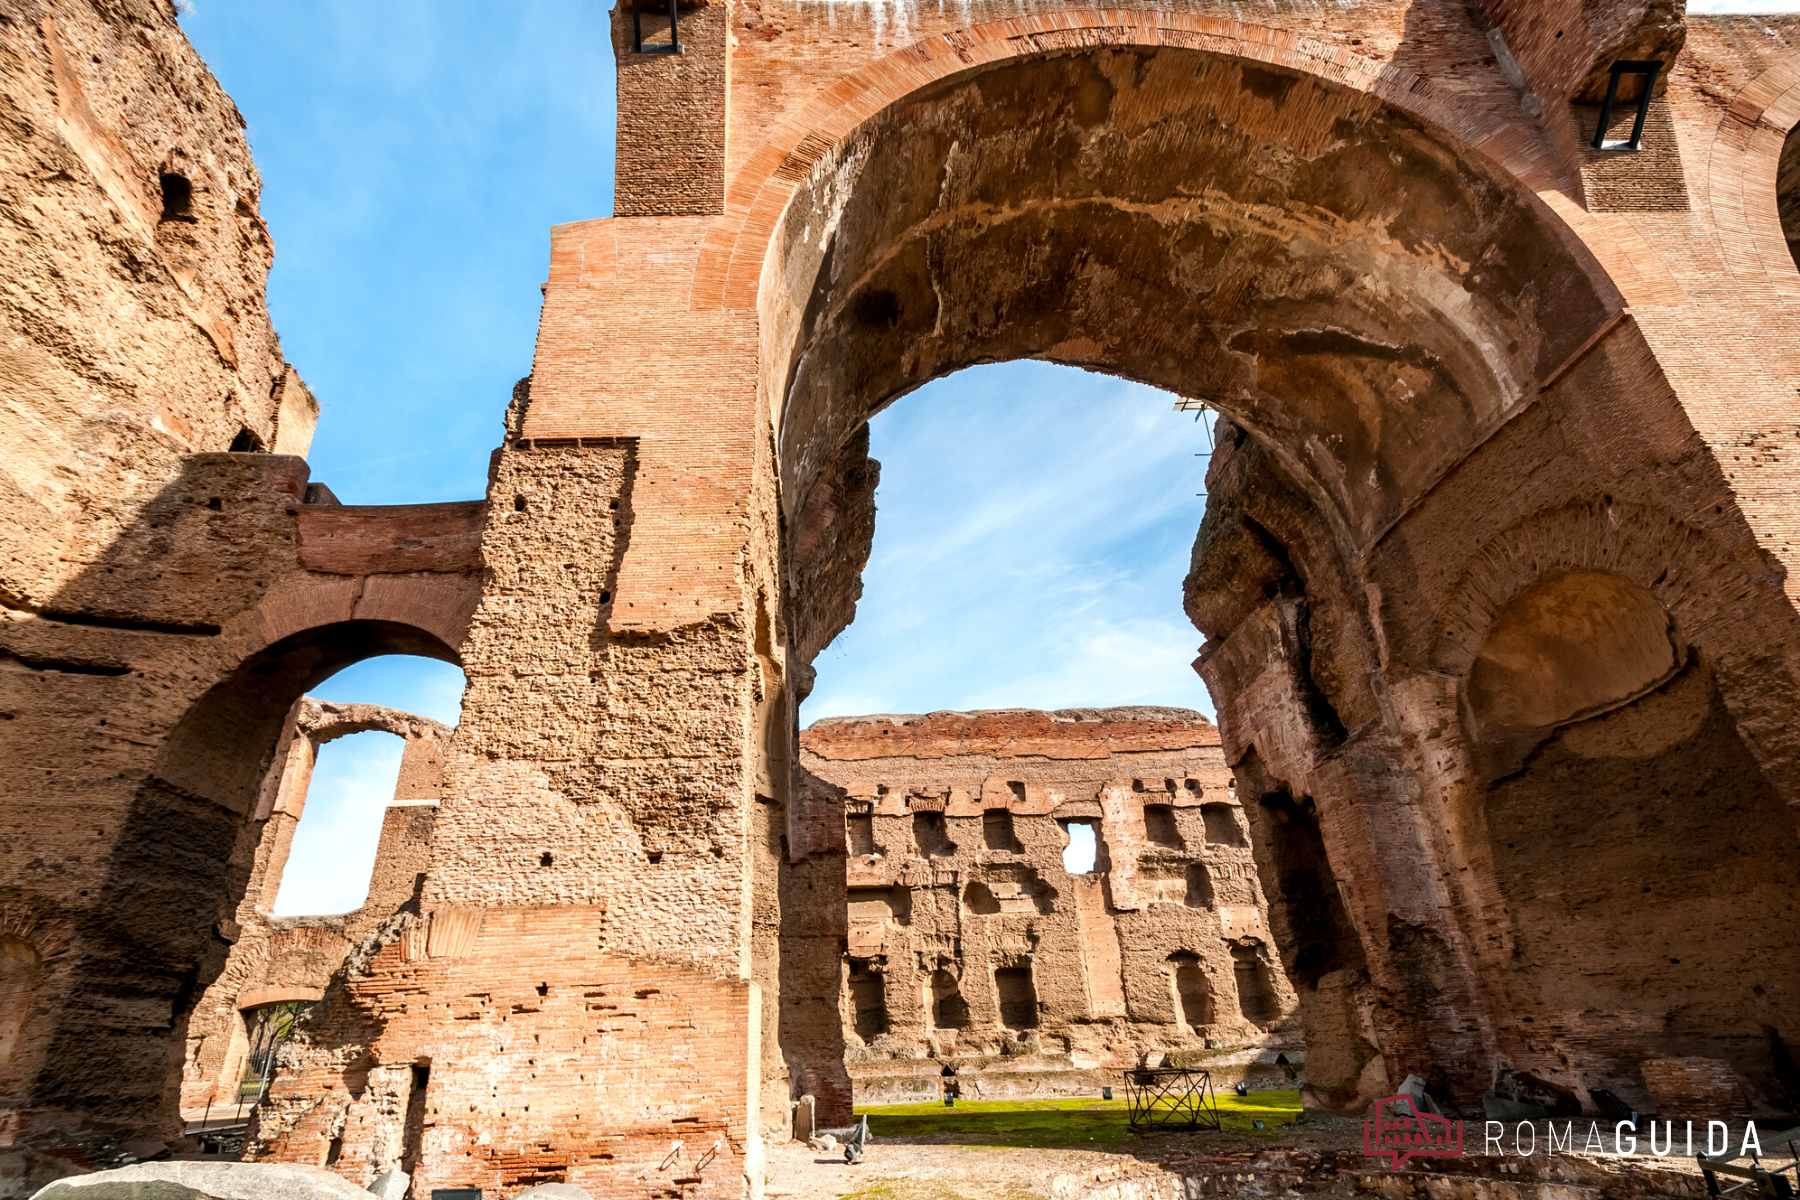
[797,709,1299,1105]
[0,1,299,609]
[181,698,452,1111]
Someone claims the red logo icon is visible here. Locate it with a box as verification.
[1362,1094,1465,1168]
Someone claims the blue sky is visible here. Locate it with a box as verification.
[183,2,1786,912]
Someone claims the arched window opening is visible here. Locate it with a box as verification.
[1168,952,1213,1029]
[237,999,313,1104]
[268,656,465,918]
[1781,121,1800,273]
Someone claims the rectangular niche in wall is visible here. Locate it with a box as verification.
[1202,803,1248,847]
[995,964,1038,1030]
[912,811,957,857]
[847,958,887,1041]
[982,807,1023,852]
[847,886,912,926]
[845,812,875,855]
[1144,804,1186,849]
[1231,941,1281,1026]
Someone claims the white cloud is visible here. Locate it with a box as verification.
[802,362,1216,724]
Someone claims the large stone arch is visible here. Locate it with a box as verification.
[740,30,1800,1117]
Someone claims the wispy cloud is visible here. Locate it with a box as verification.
[802,362,1216,724]
[271,732,407,917]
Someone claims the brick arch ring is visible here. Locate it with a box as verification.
[691,10,1657,314]
[1427,499,1777,679]
[1705,51,1800,303]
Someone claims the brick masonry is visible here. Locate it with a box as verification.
[6,2,1800,1197]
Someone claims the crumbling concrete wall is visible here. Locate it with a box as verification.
[179,699,452,1112]
[798,709,1300,1106]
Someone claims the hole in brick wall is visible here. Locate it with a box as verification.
[599,590,612,604]
[514,494,528,512]
[647,851,663,864]
[982,808,1023,852]
[539,852,553,867]
[535,982,549,997]
[1007,781,1026,804]
[995,964,1038,1029]
[1144,804,1185,849]
[325,1136,343,1166]
[158,172,193,222]
[1201,803,1247,847]
[845,813,875,855]
[1168,952,1214,1028]
[1060,819,1099,873]
[206,497,223,511]
[228,428,265,452]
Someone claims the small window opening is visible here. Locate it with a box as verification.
[325,1136,343,1166]
[159,172,194,222]
[995,964,1038,1030]
[1591,60,1662,151]
[630,0,681,54]
[982,808,1022,852]
[229,428,264,453]
[1060,819,1099,873]
[1144,804,1185,849]
[1169,952,1214,1029]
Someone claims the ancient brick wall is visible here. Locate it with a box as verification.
[180,699,452,1112]
[798,709,1301,1106]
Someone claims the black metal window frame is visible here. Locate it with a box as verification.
[632,0,681,54]
[1592,60,1662,151]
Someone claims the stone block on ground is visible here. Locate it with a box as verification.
[31,1162,375,1200]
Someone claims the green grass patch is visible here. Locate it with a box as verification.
[855,1089,1302,1149]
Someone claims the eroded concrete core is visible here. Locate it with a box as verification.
[799,708,1302,1106]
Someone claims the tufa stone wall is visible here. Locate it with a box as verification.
[798,708,1301,1106]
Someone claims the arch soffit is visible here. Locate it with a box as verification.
[1428,500,1778,678]
[1704,50,1800,303]
[215,575,476,670]
[693,11,1672,317]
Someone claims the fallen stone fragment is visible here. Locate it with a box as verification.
[31,1161,376,1200]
